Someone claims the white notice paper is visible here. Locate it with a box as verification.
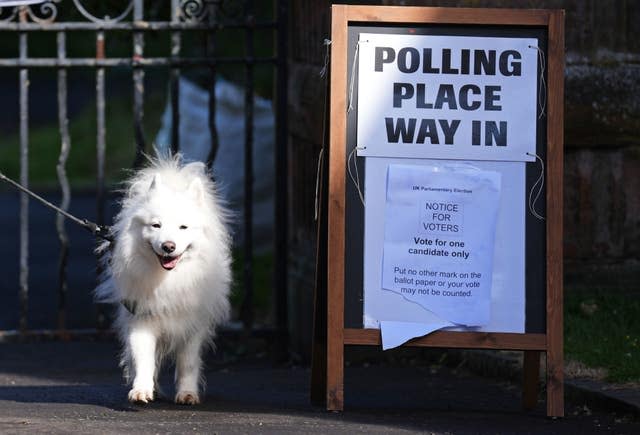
[363,158,526,349]
[381,164,501,326]
[380,320,453,350]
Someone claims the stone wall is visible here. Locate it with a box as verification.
[287,0,640,357]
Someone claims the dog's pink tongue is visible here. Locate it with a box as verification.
[161,255,180,270]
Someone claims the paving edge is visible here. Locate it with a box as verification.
[446,349,640,418]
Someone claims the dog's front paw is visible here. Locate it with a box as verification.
[175,391,200,405]
[128,388,154,404]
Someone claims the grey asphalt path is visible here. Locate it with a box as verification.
[0,342,637,434]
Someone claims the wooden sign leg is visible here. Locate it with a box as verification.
[326,326,344,411]
[311,135,329,407]
[522,350,540,410]
[310,313,328,406]
[546,340,564,417]
[546,8,565,419]
[325,3,347,411]
[310,251,328,407]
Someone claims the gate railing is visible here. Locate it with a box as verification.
[0,0,288,348]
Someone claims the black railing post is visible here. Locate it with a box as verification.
[56,30,71,338]
[170,0,181,155]
[274,0,289,359]
[240,0,255,332]
[18,5,29,336]
[95,30,107,331]
[205,1,219,168]
[132,0,146,167]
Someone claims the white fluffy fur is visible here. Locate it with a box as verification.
[96,155,231,405]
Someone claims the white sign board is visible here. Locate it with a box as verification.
[381,164,501,327]
[363,159,526,349]
[356,33,538,162]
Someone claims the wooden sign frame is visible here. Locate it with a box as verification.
[311,4,564,417]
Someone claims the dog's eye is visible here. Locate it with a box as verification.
[151,223,162,229]
[179,225,188,230]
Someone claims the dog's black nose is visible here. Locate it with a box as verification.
[162,241,176,253]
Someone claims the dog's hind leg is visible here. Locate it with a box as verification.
[174,332,205,405]
[127,326,157,404]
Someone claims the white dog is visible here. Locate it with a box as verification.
[96,155,232,405]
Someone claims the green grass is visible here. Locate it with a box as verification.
[230,251,274,324]
[565,289,640,383]
[0,84,165,189]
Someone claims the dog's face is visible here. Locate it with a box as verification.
[137,174,206,271]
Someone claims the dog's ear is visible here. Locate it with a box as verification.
[187,177,205,204]
[149,173,163,192]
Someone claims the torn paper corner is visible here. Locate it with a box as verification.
[380,320,453,350]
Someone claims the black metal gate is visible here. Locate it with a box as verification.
[0,0,288,345]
